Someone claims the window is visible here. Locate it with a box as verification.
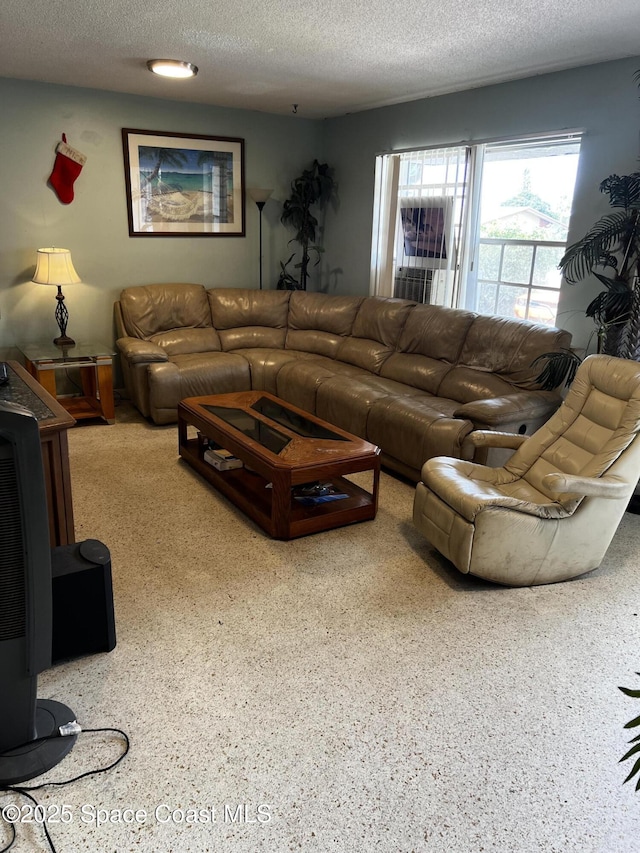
[371,145,469,307]
[371,134,582,327]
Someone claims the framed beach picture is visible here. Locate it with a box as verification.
[122,128,245,236]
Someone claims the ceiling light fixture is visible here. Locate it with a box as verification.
[146,59,198,79]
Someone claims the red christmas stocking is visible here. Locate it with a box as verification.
[48,134,87,204]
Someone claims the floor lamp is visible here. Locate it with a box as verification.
[248,189,273,290]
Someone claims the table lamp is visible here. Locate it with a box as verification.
[31,248,81,347]
[248,189,273,290]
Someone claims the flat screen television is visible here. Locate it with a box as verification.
[397,195,455,271]
[0,399,77,785]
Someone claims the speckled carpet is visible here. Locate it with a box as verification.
[6,400,640,852]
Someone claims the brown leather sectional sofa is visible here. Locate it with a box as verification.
[115,283,571,481]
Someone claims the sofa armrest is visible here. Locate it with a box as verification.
[453,391,561,428]
[465,430,530,450]
[542,472,630,500]
[116,337,168,365]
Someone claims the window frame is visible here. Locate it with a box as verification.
[371,130,583,328]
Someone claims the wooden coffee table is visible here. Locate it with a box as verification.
[178,390,380,539]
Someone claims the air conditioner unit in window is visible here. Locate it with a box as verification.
[394,267,433,303]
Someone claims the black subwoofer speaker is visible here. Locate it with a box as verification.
[51,539,116,664]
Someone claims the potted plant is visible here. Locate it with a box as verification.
[534,70,640,390]
[619,673,640,792]
[535,172,640,390]
[561,172,640,355]
[277,160,335,290]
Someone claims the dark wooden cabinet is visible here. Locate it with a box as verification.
[2,361,76,546]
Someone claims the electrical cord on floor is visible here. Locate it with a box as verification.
[61,368,84,397]
[0,724,129,853]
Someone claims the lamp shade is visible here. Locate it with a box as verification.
[31,248,81,286]
[248,188,273,204]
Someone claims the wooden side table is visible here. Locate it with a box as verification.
[19,342,116,424]
[1,361,76,547]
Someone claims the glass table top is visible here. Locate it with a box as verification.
[251,397,347,441]
[203,396,348,456]
[18,342,116,364]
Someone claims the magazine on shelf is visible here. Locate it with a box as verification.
[292,481,349,506]
[293,493,349,507]
[204,447,243,471]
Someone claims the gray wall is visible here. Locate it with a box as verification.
[3,56,640,360]
[0,78,321,354]
[322,56,640,351]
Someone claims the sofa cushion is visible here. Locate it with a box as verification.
[336,297,414,373]
[231,348,315,394]
[437,366,524,404]
[378,303,474,394]
[397,303,476,362]
[286,292,363,357]
[453,315,572,390]
[120,283,212,339]
[220,327,287,350]
[380,353,453,395]
[285,329,344,358]
[146,352,252,423]
[367,396,474,472]
[164,352,251,400]
[208,288,290,350]
[148,327,221,356]
[316,376,396,438]
[315,374,427,441]
[352,297,415,346]
[276,357,370,416]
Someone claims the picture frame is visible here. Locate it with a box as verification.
[121,128,245,237]
[397,196,455,270]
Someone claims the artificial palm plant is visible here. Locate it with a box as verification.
[561,172,640,358]
[619,673,640,792]
[277,160,335,290]
[534,70,640,389]
[535,172,640,390]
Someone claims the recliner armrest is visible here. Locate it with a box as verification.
[454,391,561,427]
[116,337,168,365]
[542,472,630,499]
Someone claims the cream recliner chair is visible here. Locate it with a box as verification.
[413,354,640,586]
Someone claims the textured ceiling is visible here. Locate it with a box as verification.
[1,0,639,118]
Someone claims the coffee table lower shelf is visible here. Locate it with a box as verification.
[180,437,378,540]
